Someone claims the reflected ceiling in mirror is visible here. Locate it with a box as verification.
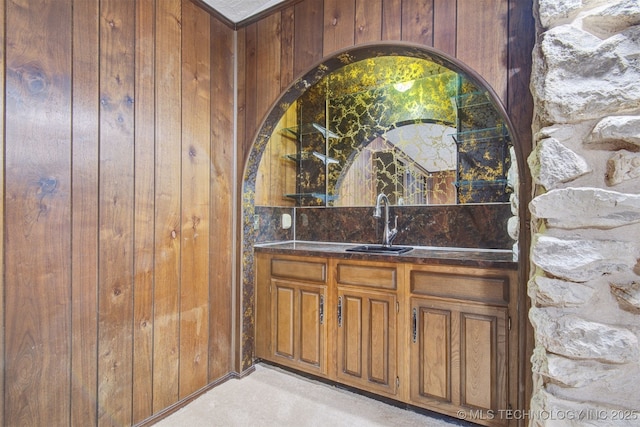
[255,54,514,207]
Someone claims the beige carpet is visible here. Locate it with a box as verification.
[155,363,465,426]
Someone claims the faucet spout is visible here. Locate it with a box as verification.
[373,193,397,247]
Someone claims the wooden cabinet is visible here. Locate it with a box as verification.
[408,265,515,427]
[255,254,328,376]
[255,252,518,426]
[410,298,508,423]
[335,260,400,397]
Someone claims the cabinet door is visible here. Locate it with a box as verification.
[337,288,397,396]
[272,279,327,375]
[410,298,508,425]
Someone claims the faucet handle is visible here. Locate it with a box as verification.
[388,215,398,244]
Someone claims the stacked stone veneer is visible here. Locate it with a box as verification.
[528,0,640,425]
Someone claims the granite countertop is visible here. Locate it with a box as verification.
[254,241,518,270]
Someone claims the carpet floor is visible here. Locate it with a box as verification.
[154,363,469,426]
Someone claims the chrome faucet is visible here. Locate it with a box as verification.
[373,193,398,247]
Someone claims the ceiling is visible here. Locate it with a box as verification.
[202,0,287,23]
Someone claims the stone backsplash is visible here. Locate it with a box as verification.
[255,203,514,250]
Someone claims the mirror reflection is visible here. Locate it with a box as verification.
[255,55,513,207]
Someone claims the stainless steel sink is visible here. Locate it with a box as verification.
[346,245,413,255]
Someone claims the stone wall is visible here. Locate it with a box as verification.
[529,0,640,425]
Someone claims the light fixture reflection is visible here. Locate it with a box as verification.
[393,80,414,92]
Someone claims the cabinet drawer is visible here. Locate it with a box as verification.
[411,271,508,305]
[271,258,326,283]
[336,263,397,290]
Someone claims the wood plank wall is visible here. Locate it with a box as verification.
[239,0,534,167]
[1,0,234,425]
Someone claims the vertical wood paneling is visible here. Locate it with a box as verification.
[244,23,258,158]
[4,1,72,425]
[179,0,211,398]
[280,6,295,89]
[236,26,248,372]
[3,1,237,425]
[256,14,282,130]
[457,0,509,101]
[401,0,434,46]
[71,0,99,425]
[382,0,402,40]
[210,17,235,380]
[323,0,356,56]
[133,0,156,422]
[153,0,183,412]
[293,0,324,77]
[355,0,382,44]
[433,0,456,56]
[97,0,136,425]
[0,0,5,420]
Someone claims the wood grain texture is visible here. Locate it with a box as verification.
[4,1,73,425]
[133,0,156,422]
[256,14,282,131]
[98,0,136,424]
[323,0,356,56]
[244,23,259,160]
[457,0,509,102]
[0,0,5,420]
[280,6,296,88]
[433,0,456,56]
[72,0,99,425]
[294,0,324,77]
[382,0,402,40]
[355,0,382,44]
[209,16,235,381]
[153,0,182,412]
[402,0,434,46]
[179,0,212,399]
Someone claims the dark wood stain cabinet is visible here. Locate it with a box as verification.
[0,0,533,425]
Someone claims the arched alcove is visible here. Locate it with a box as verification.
[240,42,526,369]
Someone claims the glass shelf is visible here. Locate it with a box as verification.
[284,151,340,165]
[451,126,510,144]
[284,193,339,203]
[281,123,340,139]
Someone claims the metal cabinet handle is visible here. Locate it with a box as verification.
[412,308,417,343]
[338,296,343,327]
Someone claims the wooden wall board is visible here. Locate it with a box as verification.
[71,0,99,425]
[293,0,324,77]
[209,16,235,381]
[152,0,183,412]
[179,0,212,399]
[355,0,383,45]
[323,0,356,56]
[97,0,137,424]
[4,0,73,425]
[133,0,156,422]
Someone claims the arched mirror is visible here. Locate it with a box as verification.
[255,54,514,208]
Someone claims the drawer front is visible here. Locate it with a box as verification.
[336,263,397,290]
[271,258,327,283]
[411,271,508,305]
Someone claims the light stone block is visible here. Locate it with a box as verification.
[606,150,640,186]
[531,25,640,124]
[528,275,594,307]
[529,187,640,229]
[529,307,639,363]
[528,138,590,189]
[532,235,637,282]
[610,280,640,313]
